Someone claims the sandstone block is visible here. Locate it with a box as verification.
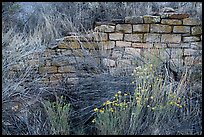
[124,34,143,42]
[150,24,172,33]
[191,26,202,35]
[52,57,74,66]
[132,43,153,48]
[109,33,123,40]
[161,34,181,43]
[173,26,190,33]
[144,33,161,42]
[183,18,201,25]
[100,41,115,49]
[161,13,189,19]
[161,19,182,25]
[39,66,58,74]
[94,25,115,32]
[116,24,132,33]
[58,66,76,73]
[102,58,116,67]
[125,16,143,24]
[183,36,201,42]
[133,24,149,33]
[143,15,160,23]
[116,41,131,47]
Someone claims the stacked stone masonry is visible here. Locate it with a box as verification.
[10,12,202,85]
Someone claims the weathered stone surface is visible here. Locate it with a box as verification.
[143,15,161,23]
[144,33,161,42]
[58,66,76,73]
[100,41,115,49]
[140,48,160,58]
[102,58,116,67]
[52,57,69,66]
[165,48,183,59]
[125,16,143,24]
[109,33,123,40]
[99,50,112,57]
[173,26,190,33]
[183,36,201,42]
[184,56,202,66]
[111,50,123,59]
[27,59,39,66]
[191,26,202,35]
[132,43,153,48]
[161,13,189,19]
[117,59,131,67]
[69,41,81,49]
[150,24,172,33]
[64,36,93,42]
[190,42,202,49]
[161,34,181,43]
[93,32,108,41]
[49,74,63,81]
[133,24,149,33]
[94,25,115,32]
[124,34,143,42]
[183,18,201,25]
[116,24,132,33]
[161,19,182,25]
[167,43,190,48]
[61,50,72,55]
[116,41,131,47]
[124,48,141,58]
[58,42,69,49]
[153,43,167,48]
[39,66,58,74]
[168,13,189,19]
[184,49,199,56]
[82,42,98,50]
[111,19,125,23]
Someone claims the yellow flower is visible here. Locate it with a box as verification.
[179,105,182,108]
[147,105,150,108]
[94,108,98,112]
[105,100,111,105]
[109,108,114,112]
[150,96,153,99]
[132,81,135,84]
[92,118,96,123]
[100,108,104,113]
[124,93,128,96]
[115,93,118,97]
[169,102,173,105]
[118,91,122,94]
[152,107,155,110]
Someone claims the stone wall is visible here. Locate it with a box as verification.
[9,12,202,85]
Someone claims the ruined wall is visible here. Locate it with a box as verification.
[9,12,202,85]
